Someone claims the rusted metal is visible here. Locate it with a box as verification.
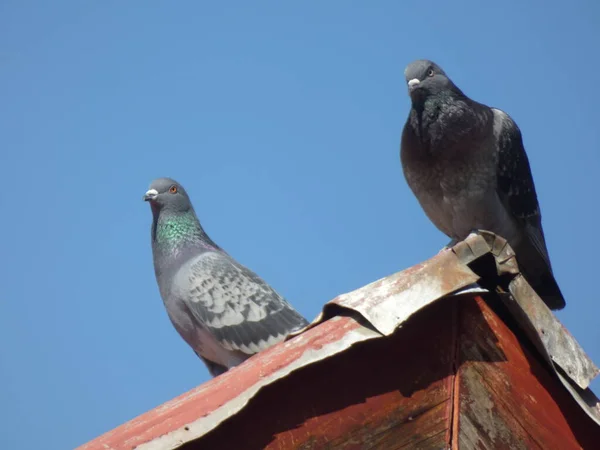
[78,231,600,449]
[316,246,479,336]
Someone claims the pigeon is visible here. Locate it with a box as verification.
[144,177,309,376]
[400,59,565,310]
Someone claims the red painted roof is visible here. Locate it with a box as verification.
[78,231,600,450]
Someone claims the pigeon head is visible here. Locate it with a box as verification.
[143,177,194,215]
[144,177,214,254]
[404,59,461,103]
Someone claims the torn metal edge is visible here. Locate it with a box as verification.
[320,248,481,336]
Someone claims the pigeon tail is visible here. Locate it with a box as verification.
[513,238,566,310]
[528,272,566,310]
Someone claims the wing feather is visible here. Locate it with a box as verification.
[492,108,552,269]
[176,251,308,355]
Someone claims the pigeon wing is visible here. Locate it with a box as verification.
[492,108,552,268]
[177,251,308,355]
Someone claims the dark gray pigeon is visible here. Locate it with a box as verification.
[400,59,565,310]
[144,177,309,376]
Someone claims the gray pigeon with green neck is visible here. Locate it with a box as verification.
[144,177,309,376]
[400,59,565,310]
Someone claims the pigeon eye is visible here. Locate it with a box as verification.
[169,185,178,194]
[427,68,435,77]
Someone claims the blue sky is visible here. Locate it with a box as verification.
[1,1,598,448]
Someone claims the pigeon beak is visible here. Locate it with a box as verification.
[408,78,421,92]
[143,189,159,202]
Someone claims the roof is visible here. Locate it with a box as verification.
[78,231,600,450]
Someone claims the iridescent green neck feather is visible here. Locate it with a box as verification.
[152,210,215,256]
[157,211,200,241]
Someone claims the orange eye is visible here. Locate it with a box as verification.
[169,185,178,194]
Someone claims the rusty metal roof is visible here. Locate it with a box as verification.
[78,231,600,450]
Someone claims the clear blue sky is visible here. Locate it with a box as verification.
[1,1,598,448]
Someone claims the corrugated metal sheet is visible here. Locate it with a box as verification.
[78,231,600,450]
[308,244,479,337]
